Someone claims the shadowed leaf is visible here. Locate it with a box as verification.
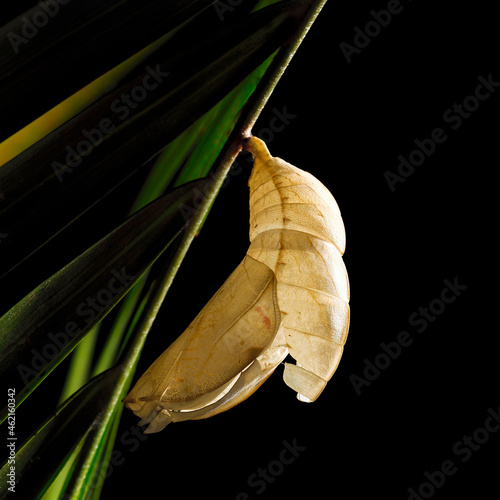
[0,365,123,499]
[0,177,211,420]
[0,0,217,140]
[0,1,302,281]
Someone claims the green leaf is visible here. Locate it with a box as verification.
[0,365,122,499]
[0,1,302,284]
[57,326,101,404]
[0,0,217,140]
[62,401,125,499]
[0,1,330,497]
[0,177,211,421]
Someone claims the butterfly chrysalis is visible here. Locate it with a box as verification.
[123,137,349,433]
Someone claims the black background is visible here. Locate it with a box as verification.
[4,1,498,499]
[104,2,498,499]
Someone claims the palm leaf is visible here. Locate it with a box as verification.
[0,177,210,420]
[0,1,328,498]
[0,0,217,140]
[0,366,123,499]
[0,1,298,292]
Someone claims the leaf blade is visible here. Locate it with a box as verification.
[0,2,302,281]
[0,366,122,499]
[0,178,211,420]
[0,0,217,140]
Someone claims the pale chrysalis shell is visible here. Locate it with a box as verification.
[123,136,349,432]
[245,137,349,402]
